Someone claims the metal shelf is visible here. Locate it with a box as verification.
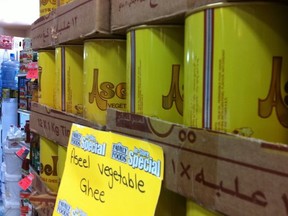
[18,109,31,115]
[17,73,27,77]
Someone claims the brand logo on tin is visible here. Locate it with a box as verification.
[40,155,58,176]
[88,69,126,111]
[40,0,49,6]
[259,56,288,127]
[162,64,183,116]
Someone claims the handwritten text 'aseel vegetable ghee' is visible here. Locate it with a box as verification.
[69,131,161,195]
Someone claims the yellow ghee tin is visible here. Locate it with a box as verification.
[186,201,220,216]
[83,39,126,126]
[154,189,186,216]
[184,2,288,144]
[40,136,59,192]
[127,25,184,124]
[38,50,56,108]
[39,0,57,16]
[57,145,67,187]
[55,45,84,115]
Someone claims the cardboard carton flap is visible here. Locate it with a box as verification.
[30,102,105,147]
[111,0,187,32]
[106,108,288,216]
[31,0,111,49]
[54,0,111,42]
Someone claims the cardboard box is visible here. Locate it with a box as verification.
[30,102,105,147]
[30,168,56,196]
[29,194,56,216]
[30,12,56,49]
[28,167,57,216]
[186,0,288,13]
[54,0,111,44]
[31,0,111,50]
[106,109,288,216]
[111,0,187,33]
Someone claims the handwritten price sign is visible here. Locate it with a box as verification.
[53,124,164,216]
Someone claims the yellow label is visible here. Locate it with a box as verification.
[40,0,57,16]
[55,46,84,115]
[53,124,164,216]
[184,4,288,144]
[83,40,126,126]
[127,26,184,125]
[38,50,56,108]
[40,137,59,192]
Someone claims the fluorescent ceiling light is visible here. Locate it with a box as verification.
[0,0,39,26]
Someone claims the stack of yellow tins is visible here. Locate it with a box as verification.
[38,50,59,192]
[55,45,84,186]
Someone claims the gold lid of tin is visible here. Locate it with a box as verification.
[186,0,288,17]
[126,25,184,33]
[83,38,126,43]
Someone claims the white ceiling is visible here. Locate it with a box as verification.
[0,0,39,29]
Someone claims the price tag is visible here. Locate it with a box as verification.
[18,173,35,190]
[26,62,38,79]
[16,146,30,160]
[0,35,13,50]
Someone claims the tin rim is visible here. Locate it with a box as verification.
[55,44,83,48]
[38,49,55,52]
[127,25,184,33]
[186,1,288,17]
[84,38,126,43]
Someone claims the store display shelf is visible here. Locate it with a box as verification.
[18,109,31,116]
